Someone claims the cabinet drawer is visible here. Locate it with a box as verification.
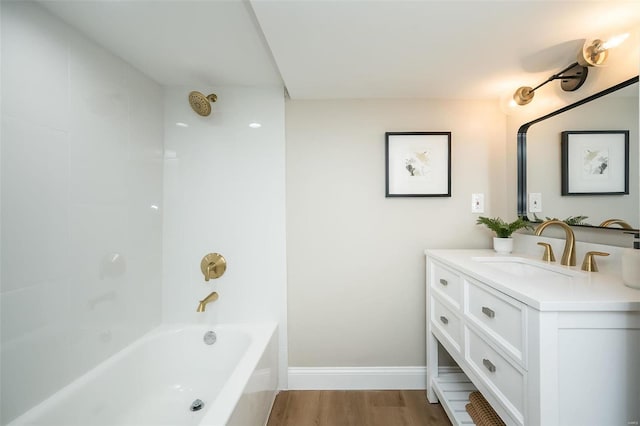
[466,327,525,424]
[430,261,462,310]
[465,279,525,365]
[431,296,462,353]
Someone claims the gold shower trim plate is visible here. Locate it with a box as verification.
[201,253,226,281]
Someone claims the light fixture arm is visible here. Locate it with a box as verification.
[513,62,588,105]
[513,34,629,107]
[530,62,585,93]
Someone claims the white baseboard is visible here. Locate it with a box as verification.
[287,366,429,390]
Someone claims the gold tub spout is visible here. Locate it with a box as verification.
[534,220,576,266]
[599,219,632,229]
[196,291,219,312]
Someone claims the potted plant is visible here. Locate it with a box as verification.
[476,216,532,253]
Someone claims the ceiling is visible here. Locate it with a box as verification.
[39,0,640,101]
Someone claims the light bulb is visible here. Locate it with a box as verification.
[579,33,629,67]
[601,33,629,50]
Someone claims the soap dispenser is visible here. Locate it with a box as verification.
[622,231,640,289]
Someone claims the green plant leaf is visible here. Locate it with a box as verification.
[476,216,532,238]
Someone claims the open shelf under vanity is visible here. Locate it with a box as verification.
[431,367,477,426]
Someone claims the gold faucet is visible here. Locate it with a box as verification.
[534,220,576,266]
[196,291,219,312]
[598,219,632,229]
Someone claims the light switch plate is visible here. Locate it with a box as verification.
[472,193,485,213]
[529,193,542,213]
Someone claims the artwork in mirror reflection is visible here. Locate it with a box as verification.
[561,130,629,195]
[526,81,638,229]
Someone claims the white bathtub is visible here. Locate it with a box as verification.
[8,322,278,426]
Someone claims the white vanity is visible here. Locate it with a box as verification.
[425,244,640,426]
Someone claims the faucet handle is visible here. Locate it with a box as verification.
[581,251,609,272]
[201,253,227,281]
[537,242,556,262]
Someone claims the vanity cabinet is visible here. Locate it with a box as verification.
[426,250,640,426]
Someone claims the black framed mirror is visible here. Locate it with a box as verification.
[517,75,639,231]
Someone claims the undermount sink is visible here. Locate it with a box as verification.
[471,256,579,279]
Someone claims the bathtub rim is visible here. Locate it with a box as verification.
[199,321,278,426]
[6,321,279,426]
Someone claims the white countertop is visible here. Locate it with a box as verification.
[426,249,640,312]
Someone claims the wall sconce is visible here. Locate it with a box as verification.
[513,33,630,106]
[578,34,629,66]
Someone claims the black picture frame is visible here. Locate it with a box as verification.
[561,130,629,195]
[385,132,451,197]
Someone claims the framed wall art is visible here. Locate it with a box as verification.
[561,130,629,195]
[385,132,451,197]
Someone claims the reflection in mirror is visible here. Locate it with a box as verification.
[518,77,639,231]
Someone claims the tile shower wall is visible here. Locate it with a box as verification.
[162,86,287,384]
[0,2,164,424]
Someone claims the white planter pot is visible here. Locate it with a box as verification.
[493,237,514,254]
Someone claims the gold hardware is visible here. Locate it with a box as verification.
[577,35,629,68]
[188,91,217,117]
[534,220,576,266]
[598,219,632,229]
[196,291,219,312]
[513,34,629,107]
[513,86,534,105]
[537,242,556,262]
[581,251,610,272]
[201,253,226,281]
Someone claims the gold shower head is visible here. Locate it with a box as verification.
[188,91,217,117]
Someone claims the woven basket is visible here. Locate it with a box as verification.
[465,402,486,426]
[465,391,506,426]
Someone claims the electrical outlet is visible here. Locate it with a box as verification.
[529,193,542,213]
[472,193,485,213]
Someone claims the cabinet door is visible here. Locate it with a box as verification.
[555,312,640,426]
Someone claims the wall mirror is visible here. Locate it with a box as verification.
[517,76,639,231]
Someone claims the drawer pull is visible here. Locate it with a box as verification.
[439,278,448,286]
[482,306,495,318]
[483,358,496,373]
[439,316,449,325]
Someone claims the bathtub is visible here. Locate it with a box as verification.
[8,322,278,426]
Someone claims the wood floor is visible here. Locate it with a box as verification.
[266,390,452,426]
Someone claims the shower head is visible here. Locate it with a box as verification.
[188,91,217,117]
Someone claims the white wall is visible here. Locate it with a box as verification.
[286,99,506,367]
[162,86,287,384]
[0,2,164,424]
